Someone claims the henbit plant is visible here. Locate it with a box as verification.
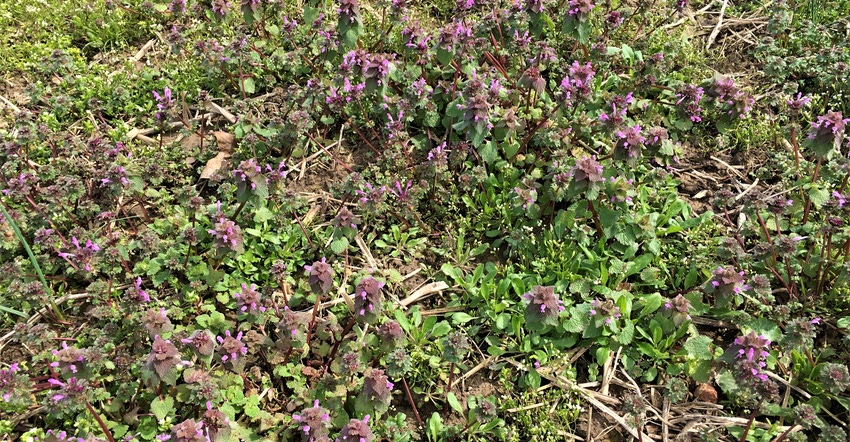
[4,0,850,440]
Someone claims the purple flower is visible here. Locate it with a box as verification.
[523,286,565,326]
[560,61,596,104]
[376,320,405,351]
[127,277,150,303]
[207,202,244,254]
[233,159,263,191]
[614,124,646,163]
[1,363,24,403]
[338,0,360,23]
[731,331,771,383]
[568,0,594,20]
[332,207,360,229]
[181,329,216,357]
[58,236,100,272]
[146,335,183,379]
[664,295,692,326]
[305,258,334,294]
[675,84,704,123]
[356,182,386,206]
[276,307,310,352]
[361,368,394,412]
[706,266,749,301]
[588,299,621,328]
[710,77,739,102]
[216,330,248,364]
[514,186,537,209]
[143,308,173,336]
[170,418,207,442]
[336,415,375,442]
[46,377,87,406]
[293,400,332,441]
[808,111,850,156]
[153,87,174,122]
[234,283,265,315]
[50,342,87,375]
[353,276,385,322]
[572,155,605,183]
[786,93,811,112]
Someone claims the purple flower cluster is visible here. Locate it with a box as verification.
[589,298,622,327]
[338,0,360,23]
[514,186,537,209]
[571,155,605,184]
[332,207,360,230]
[808,110,849,154]
[675,84,704,123]
[361,368,394,411]
[208,202,244,254]
[786,93,811,113]
[50,342,86,376]
[147,335,184,379]
[35,430,84,442]
[234,283,265,315]
[664,295,692,326]
[216,330,248,364]
[337,415,375,442]
[169,418,208,442]
[356,181,386,207]
[305,258,334,294]
[614,124,646,163]
[58,236,100,272]
[523,286,565,326]
[143,307,173,336]
[126,276,150,303]
[276,307,310,352]
[599,92,633,130]
[153,87,174,122]
[1,172,36,197]
[560,61,596,105]
[182,329,217,357]
[46,376,87,406]
[353,276,385,322]
[731,331,771,383]
[706,266,749,299]
[568,0,595,21]
[100,164,129,187]
[292,400,332,441]
[376,320,405,351]
[1,363,26,404]
[233,159,262,191]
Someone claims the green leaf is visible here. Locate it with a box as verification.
[450,312,475,324]
[625,253,654,277]
[741,317,782,343]
[479,139,498,163]
[502,139,520,159]
[809,186,830,207]
[253,207,274,223]
[616,320,635,345]
[428,412,443,441]
[242,78,256,95]
[446,392,463,413]
[430,321,452,338]
[151,396,174,421]
[638,293,665,318]
[683,335,713,360]
[331,237,349,254]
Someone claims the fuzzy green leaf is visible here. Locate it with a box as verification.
[151,396,174,421]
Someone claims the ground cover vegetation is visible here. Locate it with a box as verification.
[1,0,850,440]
